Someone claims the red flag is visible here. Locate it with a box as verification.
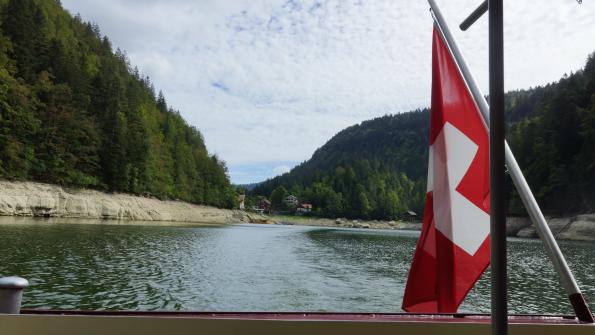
[402,28,491,313]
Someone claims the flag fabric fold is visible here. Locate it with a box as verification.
[401,28,491,313]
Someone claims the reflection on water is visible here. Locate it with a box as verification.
[0,218,593,313]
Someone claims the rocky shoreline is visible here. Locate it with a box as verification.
[0,180,593,241]
[505,215,595,241]
[262,214,595,241]
[268,215,422,231]
[0,180,260,225]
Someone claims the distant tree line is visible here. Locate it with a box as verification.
[252,54,595,219]
[0,0,236,208]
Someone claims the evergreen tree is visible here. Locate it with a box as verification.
[270,186,288,210]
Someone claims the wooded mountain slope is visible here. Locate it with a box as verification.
[0,0,235,208]
[253,53,595,219]
[252,110,430,219]
[506,54,595,215]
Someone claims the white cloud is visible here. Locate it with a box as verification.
[61,0,595,184]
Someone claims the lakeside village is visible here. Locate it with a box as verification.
[237,194,314,216]
[235,192,419,222]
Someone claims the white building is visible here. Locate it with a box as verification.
[285,195,299,206]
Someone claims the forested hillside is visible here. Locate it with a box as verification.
[506,55,595,214]
[252,53,595,219]
[0,0,236,208]
[252,110,430,219]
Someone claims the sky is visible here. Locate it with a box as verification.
[60,0,595,184]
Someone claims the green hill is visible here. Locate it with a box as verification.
[252,53,595,219]
[252,110,430,219]
[0,0,235,208]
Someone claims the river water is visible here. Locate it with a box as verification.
[0,218,593,314]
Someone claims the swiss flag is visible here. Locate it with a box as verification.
[401,28,490,313]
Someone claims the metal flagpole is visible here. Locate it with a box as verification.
[488,1,507,334]
[428,0,594,324]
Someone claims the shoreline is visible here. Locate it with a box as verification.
[267,214,423,231]
[0,180,262,225]
[256,213,595,242]
[0,180,593,241]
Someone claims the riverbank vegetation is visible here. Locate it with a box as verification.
[0,0,236,208]
[252,53,595,219]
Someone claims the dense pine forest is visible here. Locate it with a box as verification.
[252,53,595,219]
[506,55,595,215]
[0,0,236,208]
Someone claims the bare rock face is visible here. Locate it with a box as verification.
[506,216,532,236]
[0,195,17,215]
[547,217,573,235]
[0,180,247,224]
[27,196,57,216]
[578,214,595,221]
[245,213,271,224]
[100,200,122,219]
[512,217,571,239]
[556,215,595,241]
[516,226,538,238]
[65,198,88,215]
[510,215,595,241]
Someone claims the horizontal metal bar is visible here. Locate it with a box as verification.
[460,0,488,31]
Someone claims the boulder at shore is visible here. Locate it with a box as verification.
[507,215,595,241]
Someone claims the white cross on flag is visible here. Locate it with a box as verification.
[402,28,490,313]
